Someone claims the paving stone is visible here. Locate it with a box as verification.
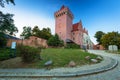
[0,50,119,80]
[91,59,98,63]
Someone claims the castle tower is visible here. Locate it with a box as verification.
[54,5,74,42]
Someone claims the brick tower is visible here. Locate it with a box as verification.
[54,5,74,42]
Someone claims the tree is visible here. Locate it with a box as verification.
[94,31,105,44]
[0,11,18,35]
[20,26,32,39]
[32,26,40,36]
[40,27,52,40]
[0,32,7,48]
[0,11,18,48]
[32,26,52,40]
[47,34,64,47]
[0,0,16,48]
[0,0,15,7]
[101,31,120,49]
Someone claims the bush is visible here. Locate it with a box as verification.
[65,43,80,49]
[37,46,46,49]
[47,34,64,47]
[17,45,41,63]
[0,48,10,61]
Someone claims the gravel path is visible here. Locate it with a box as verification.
[0,50,120,80]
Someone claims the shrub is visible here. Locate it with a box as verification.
[47,34,64,47]
[0,48,10,61]
[17,45,41,63]
[65,43,80,49]
[37,45,46,49]
[16,44,23,56]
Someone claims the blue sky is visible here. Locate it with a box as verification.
[0,0,120,44]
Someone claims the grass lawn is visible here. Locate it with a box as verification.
[28,48,99,68]
[0,48,101,69]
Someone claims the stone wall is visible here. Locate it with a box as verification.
[7,36,48,48]
[93,45,105,50]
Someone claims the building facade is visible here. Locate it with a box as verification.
[54,5,93,49]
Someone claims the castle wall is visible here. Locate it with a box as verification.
[66,14,73,40]
[72,31,84,46]
[7,36,48,48]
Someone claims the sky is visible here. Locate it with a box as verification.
[0,0,120,44]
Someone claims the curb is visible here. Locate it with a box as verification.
[0,56,118,78]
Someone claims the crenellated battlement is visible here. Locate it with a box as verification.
[54,5,74,19]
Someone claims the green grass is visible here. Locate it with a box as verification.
[0,48,101,68]
[28,48,99,68]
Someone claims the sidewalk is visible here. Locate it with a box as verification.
[0,56,118,78]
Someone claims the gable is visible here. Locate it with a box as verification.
[72,23,79,32]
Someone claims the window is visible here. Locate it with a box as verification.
[73,37,75,40]
[73,33,74,35]
[59,32,61,34]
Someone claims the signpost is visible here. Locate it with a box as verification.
[11,42,16,49]
[10,42,16,58]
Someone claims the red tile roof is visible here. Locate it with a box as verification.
[72,23,79,32]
